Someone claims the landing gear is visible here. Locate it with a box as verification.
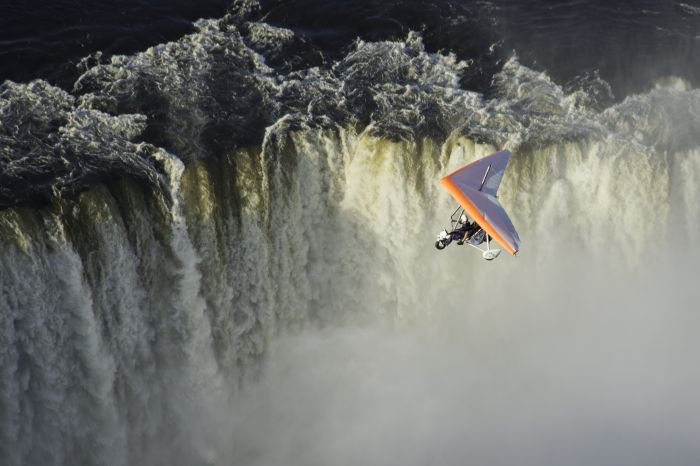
[435,206,501,260]
[482,248,501,261]
[434,229,472,251]
[435,229,451,250]
[478,232,501,261]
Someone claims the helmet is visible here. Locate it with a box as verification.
[459,213,468,224]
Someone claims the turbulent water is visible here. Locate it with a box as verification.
[1,1,700,465]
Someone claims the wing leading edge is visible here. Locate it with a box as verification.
[439,150,520,255]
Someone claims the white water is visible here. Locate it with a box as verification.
[1,75,700,466]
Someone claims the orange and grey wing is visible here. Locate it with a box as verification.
[439,150,520,255]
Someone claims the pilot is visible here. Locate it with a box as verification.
[453,213,478,245]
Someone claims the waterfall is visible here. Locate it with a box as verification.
[2,118,700,464]
[1,8,699,465]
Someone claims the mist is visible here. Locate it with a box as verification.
[224,245,700,466]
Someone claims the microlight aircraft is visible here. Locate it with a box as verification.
[435,150,521,260]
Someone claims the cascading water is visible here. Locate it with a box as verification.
[1,2,699,465]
